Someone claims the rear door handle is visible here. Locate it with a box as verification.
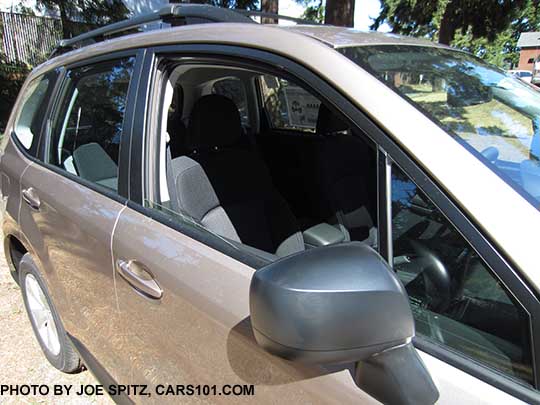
[116,259,162,300]
[22,187,40,210]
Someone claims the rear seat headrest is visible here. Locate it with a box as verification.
[186,94,242,151]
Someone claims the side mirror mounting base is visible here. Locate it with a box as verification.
[355,342,439,405]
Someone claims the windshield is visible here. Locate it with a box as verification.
[340,45,540,208]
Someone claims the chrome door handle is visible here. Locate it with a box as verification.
[21,187,40,210]
[116,259,162,300]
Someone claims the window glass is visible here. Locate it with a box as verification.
[211,78,249,126]
[391,164,533,386]
[341,45,540,207]
[49,58,134,191]
[260,75,321,132]
[14,71,57,155]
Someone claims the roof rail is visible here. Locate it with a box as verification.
[235,9,320,25]
[50,4,319,58]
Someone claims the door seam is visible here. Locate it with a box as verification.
[17,160,34,226]
[110,202,128,312]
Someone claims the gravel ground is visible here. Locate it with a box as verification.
[0,238,113,405]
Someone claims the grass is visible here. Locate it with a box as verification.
[404,84,533,162]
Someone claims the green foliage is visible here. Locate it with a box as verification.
[188,0,259,10]
[373,0,540,68]
[0,55,30,132]
[32,0,130,37]
[373,0,526,43]
[294,0,324,23]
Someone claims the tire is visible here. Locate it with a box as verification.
[18,253,82,373]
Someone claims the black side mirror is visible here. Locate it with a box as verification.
[250,242,439,405]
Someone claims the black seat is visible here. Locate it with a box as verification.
[183,94,304,257]
[313,104,377,244]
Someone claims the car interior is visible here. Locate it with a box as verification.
[154,63,378,261]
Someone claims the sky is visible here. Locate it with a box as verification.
[0,0,390,31]
[279,0,389,31]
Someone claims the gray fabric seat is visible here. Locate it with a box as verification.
[313,105,377,246]
[174,94,304,257]
[169,155,241,242]
[72,142,118,189]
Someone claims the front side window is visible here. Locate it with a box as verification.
[341,45,540,207]
[260,75,321,132]
[13,71,57,155]
[48,57,134,191]
[391,164,533,386]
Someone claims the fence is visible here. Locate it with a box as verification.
[0,12,63,66]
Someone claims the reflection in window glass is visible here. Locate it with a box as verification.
[391,164,533,386]
[260,75,321,132]
[14,74,54,153]
[49,58,134,191]
[211,78,249,126]
[341,45,540,206]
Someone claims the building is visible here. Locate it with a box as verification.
[517,32,540,71]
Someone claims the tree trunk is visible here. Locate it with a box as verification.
[325,0,355,27]
[261,0,278,24]
[438,1,456,45]
[57,1,71,39]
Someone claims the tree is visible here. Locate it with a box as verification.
[261,0,278,23]
[33,0,129,38]
[184,0,258,10]
[453,0,540,67]
[294,0,350,25]
[372,0,528,45]
[325,0,355,26]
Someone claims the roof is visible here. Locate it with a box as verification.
[517,32,540,48]
[283,25,448,49]
[36,23,447,77]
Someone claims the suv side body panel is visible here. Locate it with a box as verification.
[1,139,30,274]
[18,159,128,383]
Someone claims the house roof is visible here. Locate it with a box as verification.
[517,32,540,48]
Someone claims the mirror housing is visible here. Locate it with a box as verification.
[249,242,439,405]
[250,242,413,363]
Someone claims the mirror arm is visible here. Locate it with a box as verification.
[355,342,439,405]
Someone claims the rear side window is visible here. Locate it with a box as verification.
[48,57,135,191]
[13,71,58,156]
[259,75,321,132]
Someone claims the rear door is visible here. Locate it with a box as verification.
[18,51,142,385]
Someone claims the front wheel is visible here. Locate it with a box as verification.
[19,253,82,373]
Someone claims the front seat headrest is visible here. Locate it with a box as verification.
[187,94,242,151]
[316,104,349,135]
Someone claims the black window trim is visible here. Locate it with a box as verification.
[126,43,540,402]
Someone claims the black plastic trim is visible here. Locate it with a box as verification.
[415,337,540,404]
[138,44,540,400]
[128,50,155,204]
[67,334,134,405]
[377,149,390,262]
